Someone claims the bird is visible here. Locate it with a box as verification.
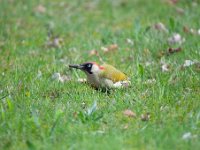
[69,62,130,89]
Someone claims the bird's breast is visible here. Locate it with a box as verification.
[87,74,100,87]
[87,73,114,88]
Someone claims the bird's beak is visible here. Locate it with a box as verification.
[69,64,84,70]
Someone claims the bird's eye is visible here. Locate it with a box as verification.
[87,64,91,68]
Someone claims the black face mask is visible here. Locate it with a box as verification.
[81,63,93,74]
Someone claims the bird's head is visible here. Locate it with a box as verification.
[69,62,104,75]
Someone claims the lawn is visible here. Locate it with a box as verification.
[0,0,200,149]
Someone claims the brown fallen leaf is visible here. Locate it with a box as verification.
[89,49,99,56]
[107,44,118,51]
[101,44,118,53]
[183,26,199,35]
[141,113,150,121]
[183,26,190,33]
[176,7,185,15]
[123,109,136,118]
[168,0,179,4]
[167,47,182,54]
[46,36,63,48]
[158,47,182,58]
[157,51,166,58]
[194,63,200,71]
[153,22,168,32]
[101,46,108,52]
[35,4,46,13]
[73,112,78,118]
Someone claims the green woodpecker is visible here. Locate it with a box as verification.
[69,62,130,89]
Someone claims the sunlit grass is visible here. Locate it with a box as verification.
[0,0,199,149]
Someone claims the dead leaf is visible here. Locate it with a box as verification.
[101,44,118,53]
[123,109,136,118]
[89,49,99,56]
[153,22,168,32]
[101,46,108,52]
[107,44,118,51]
[183,26,190,33]
[182,132,197,140]
[167,47,182,54]
[183,60,196,67]
[183,26,199,35]
[158,47,182,57]
[126,38,134,46]
[141,113,150,121]
[176,7,185,15]
[161,64,170,72]
[168,33,185,45]
[168,0,179,4]
[73,112,78,118]
[194,63,200,71]
[35,4,46,13]
[157,51,166,58]
[46,36,63,48]
[52,72,71,82]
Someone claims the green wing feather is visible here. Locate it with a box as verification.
[100,64,128,82]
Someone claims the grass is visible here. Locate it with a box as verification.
[0,0,200,149]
